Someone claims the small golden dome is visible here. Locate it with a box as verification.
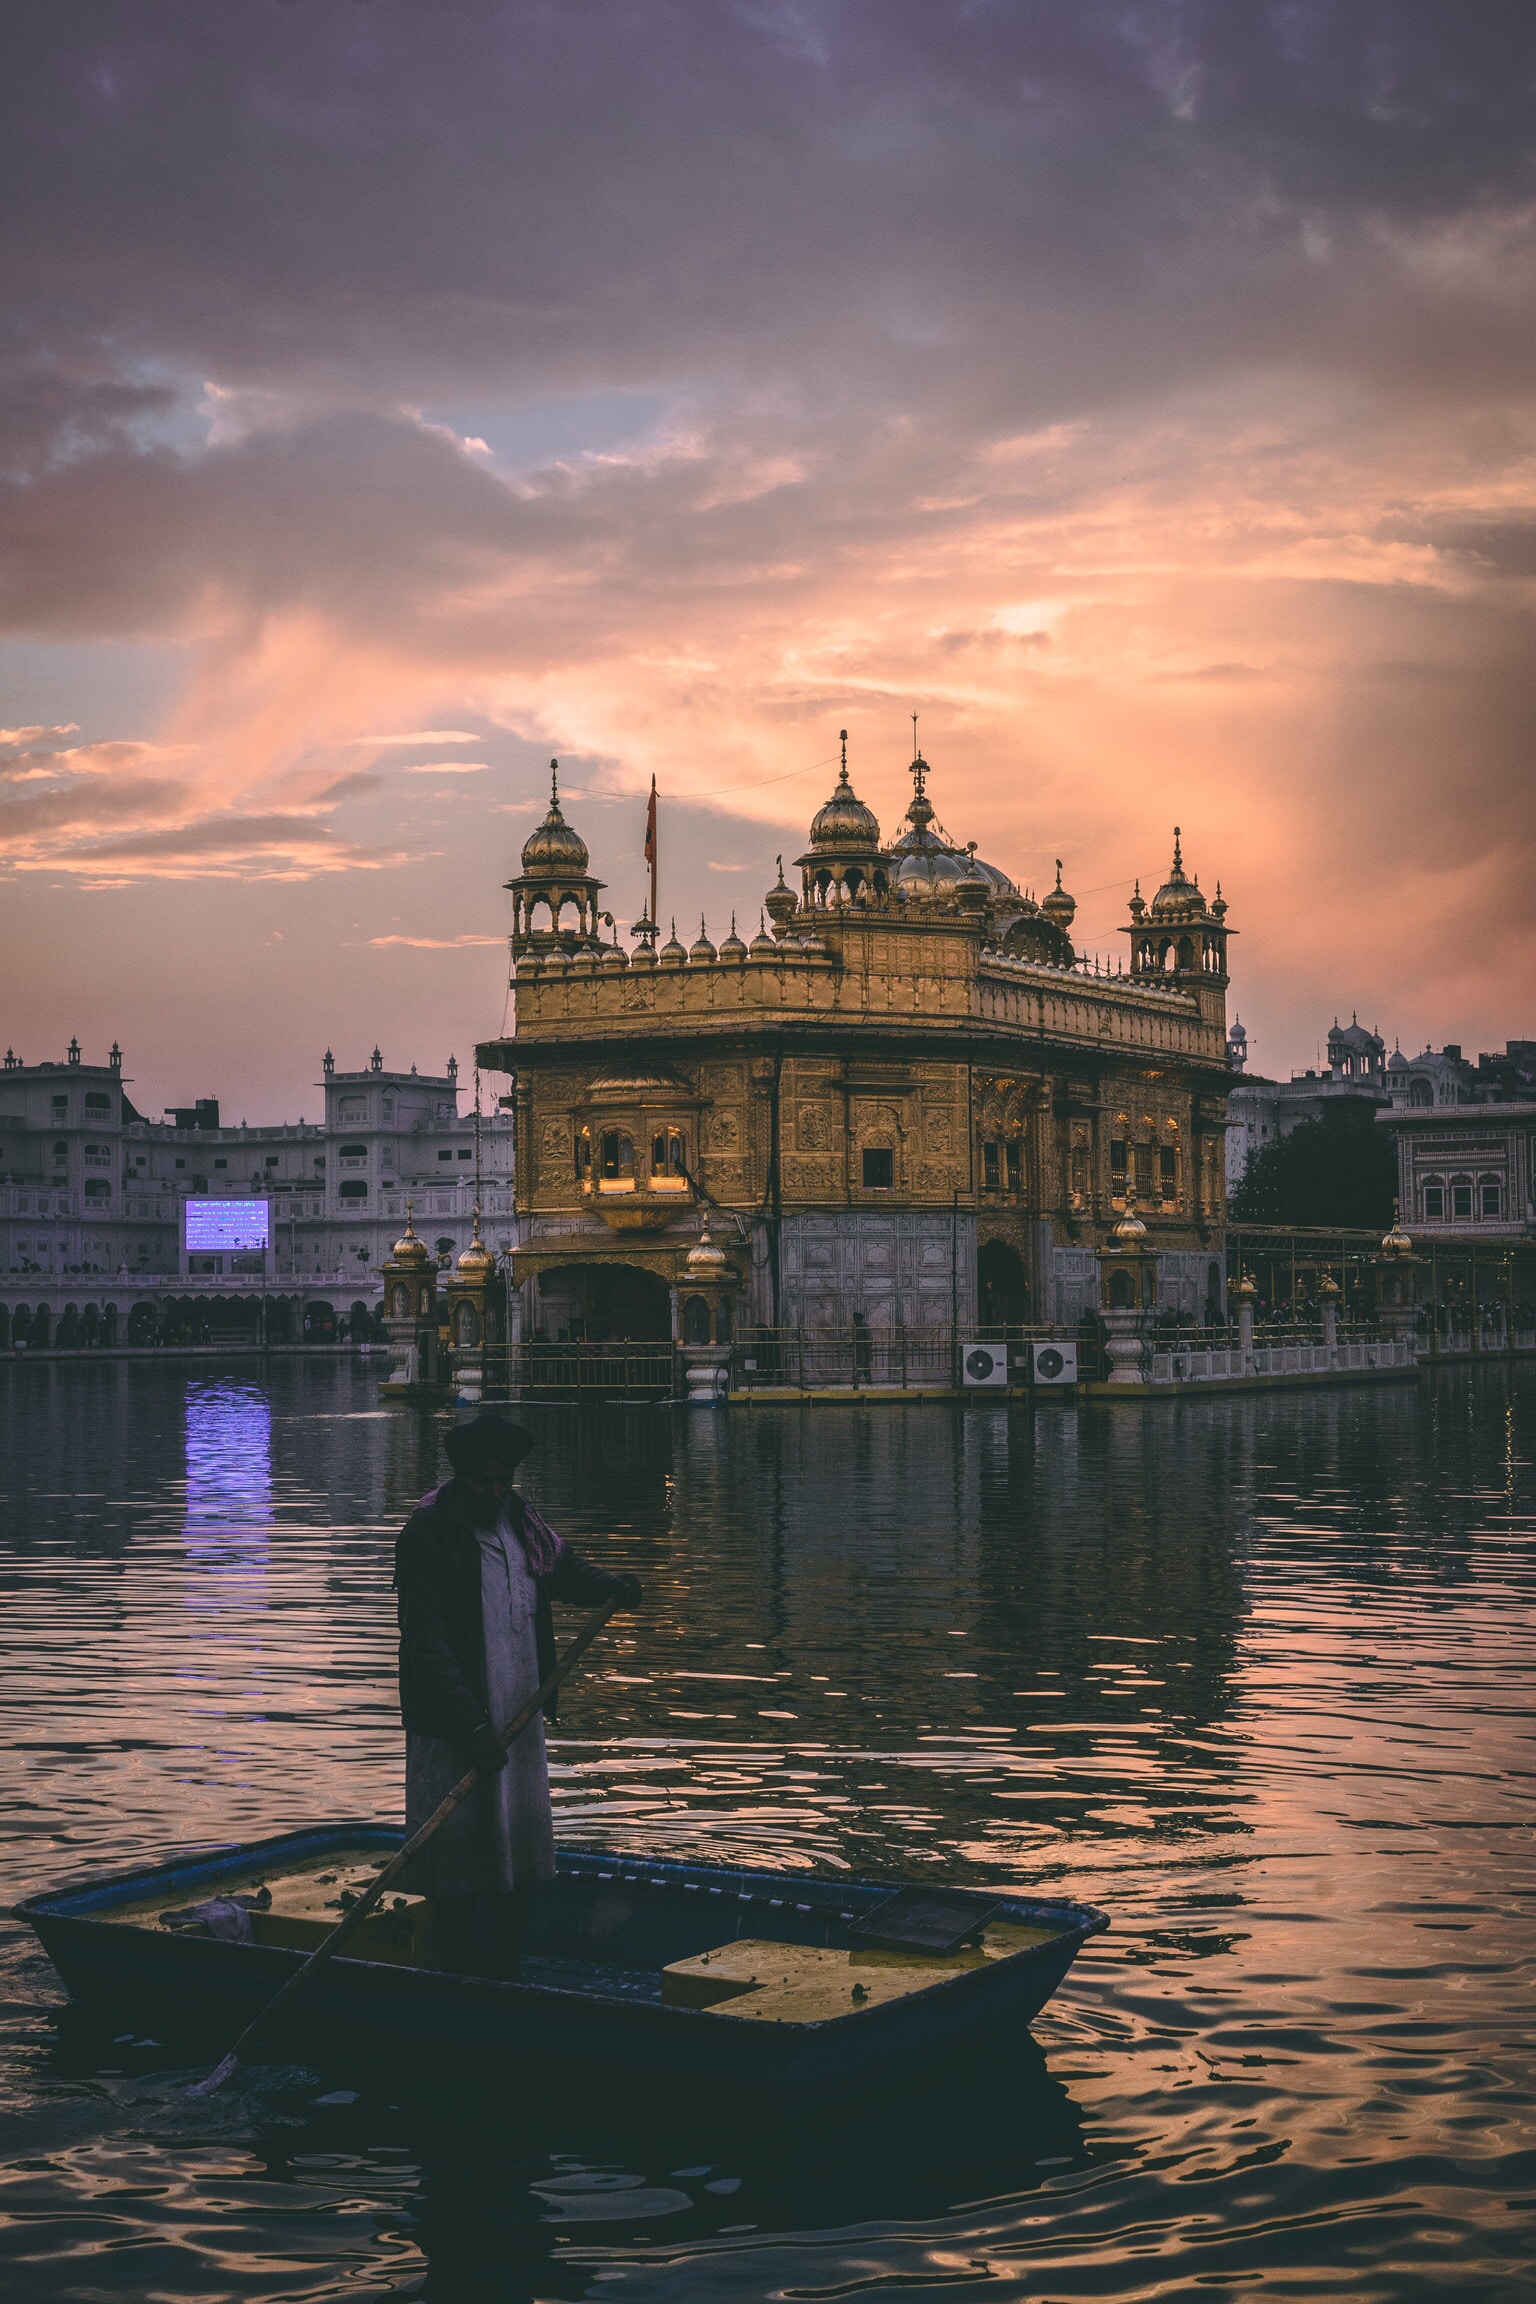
[1232,1270,1258,1301]
[1381,1201,1413,1257]
[391,1205,430,1266]
[1112,1188,1148,1245]
[684,1220,731,1279]
[1041,859,1076,928]
[455,1209,496,1278]
[1148,827,1208,920]
[809,739,882,850]
[519,761,589,876]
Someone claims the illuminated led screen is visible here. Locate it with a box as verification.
[184,1198,270,1253]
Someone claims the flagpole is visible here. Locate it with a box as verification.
[647,774,659,929]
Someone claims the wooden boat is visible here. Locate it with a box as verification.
[17,1824,1108,2092]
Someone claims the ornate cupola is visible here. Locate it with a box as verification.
[1123,828,1233,984]
[796,731,888,912]
[764,855,799,939]
[1041,860,1076,935]
[505,760,608,957]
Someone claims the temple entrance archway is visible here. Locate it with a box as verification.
[978,1239,1031,1328]
[534,1262,671,1342]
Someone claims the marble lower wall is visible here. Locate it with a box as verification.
[775,1210,979,1331]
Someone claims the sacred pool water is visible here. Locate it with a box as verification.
[0,1360,1532,2303]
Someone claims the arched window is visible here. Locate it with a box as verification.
[1480,1176,1502,1218]
[1409,1078,1433,1107]
[339,1180,368,1201]
[575,1131,592,1183]
[1422,1177,1445,1219]
[339,1142,367,1167]
[599,1131,635,1185]
[455,1301,479,1348]
[683,1294,712,1344]
[1176,936,1195,971]
[716,1297,734,1344]
[1450,1175,1473,1219]
[84,1091,110,1111]
[391,1283,412,1318]
[1109,1269,1135,1309]
[84,1178,111,1199]
[650,1129,687,1188]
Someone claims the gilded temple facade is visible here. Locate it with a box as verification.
[476,747,1235,1344]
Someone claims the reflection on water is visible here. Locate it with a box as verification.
[0,1359,1533,2302]
[183,1379,271,1594]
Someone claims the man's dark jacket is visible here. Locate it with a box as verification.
[395,1481,626,1739]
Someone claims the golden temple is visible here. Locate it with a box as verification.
[475,744,1234,1347]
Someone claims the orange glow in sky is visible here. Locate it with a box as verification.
[2,6,1533,1113]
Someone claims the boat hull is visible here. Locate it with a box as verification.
[18,1825,1108,2093]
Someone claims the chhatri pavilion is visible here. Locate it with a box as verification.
[475,742,1235,1345]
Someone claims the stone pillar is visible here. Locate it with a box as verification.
[1101,1304,1148,1384]
[1233,1270,1257,1371]
[1096,1192,1153,1383]
[1320,1273,1340,1359]
[379,1207,440,1397]
[1375,1204,1419,1356]
[678,1220,738,1404]
[443,1211,502,1404]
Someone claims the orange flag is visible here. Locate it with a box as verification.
[644,775,658,924]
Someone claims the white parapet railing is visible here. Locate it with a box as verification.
[1148,1332,1415,1384]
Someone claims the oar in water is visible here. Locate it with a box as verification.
[187,1592,624,2096]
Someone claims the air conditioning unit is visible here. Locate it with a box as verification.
[1030,1341,1078,1386]
[961,1342,1008,1387]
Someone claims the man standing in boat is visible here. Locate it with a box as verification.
[394,1415,642,1978]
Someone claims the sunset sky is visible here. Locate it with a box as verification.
[3,2,1534,1118]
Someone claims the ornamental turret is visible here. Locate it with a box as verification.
[505,760,608,956]
[796,731,889,911]
[1123,828,1233,985]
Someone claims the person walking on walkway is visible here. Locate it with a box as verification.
[394,1415,642,1977]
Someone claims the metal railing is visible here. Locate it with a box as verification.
[486,1341,677,1397]
[730,1324,1078,1393]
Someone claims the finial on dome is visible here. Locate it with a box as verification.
[550,758,559,804]
[840,727,848,781]
[910,713,927,803]
[1055,858,1063,888]
[1172,826,1184,873]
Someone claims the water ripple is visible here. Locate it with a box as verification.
[0,1360,1533,2300]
